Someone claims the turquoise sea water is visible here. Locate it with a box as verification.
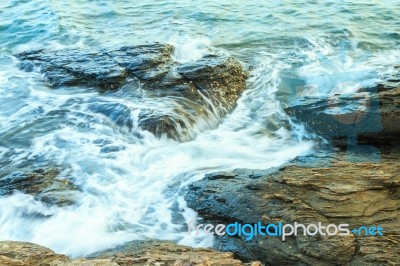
[0,0,399,257]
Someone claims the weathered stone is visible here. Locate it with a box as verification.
[16,44,248,140]
[88,240,260,266]
[0,168,79,207]
[17,44,173,89]
[0,240,260,266]
[185,151,400,265]
[0,241,69,265]
[284,84,400,146]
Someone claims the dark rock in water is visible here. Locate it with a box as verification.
[0,168,79,207]
[284,83,400,146]
[185,151,400,265]
[16,44,248,140]
[0,240,261,265]
[17,44,173,88]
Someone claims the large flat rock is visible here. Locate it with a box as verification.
[0,240,261,266]
[185,151,400,265]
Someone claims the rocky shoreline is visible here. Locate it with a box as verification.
[2,44,399,265]
[16,44,248,141]
[185,150,400,265]
[0,240,261,265]
[184,79,400,265]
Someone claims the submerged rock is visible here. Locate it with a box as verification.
[16,44,248,140]
[185,151,400,265]
[0,240,261,265]
[0,168,79,207]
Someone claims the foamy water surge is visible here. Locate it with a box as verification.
[0,0,399,258]
[0,43,315,257]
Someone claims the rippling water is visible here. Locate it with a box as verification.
[0,0,399,257]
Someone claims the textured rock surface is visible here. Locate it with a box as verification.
[0,240,261,266]
[185,151,400,265]
[0,241,69,265]
[284,84,400,146]
[0,168,78,206]
[17,44,173,88]
[88,240,262,266]
[16,44,248,140]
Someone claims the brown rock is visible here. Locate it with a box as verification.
[0,241,69,265]
[87,240,255,266]
[0,240,260,266]
[185,151,400,265]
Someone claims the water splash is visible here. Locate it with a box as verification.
[169,36,214,63]
[1,0,399,258]
[0,49,312,257]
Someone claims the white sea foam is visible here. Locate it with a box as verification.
[296,38,399,96]
[0,49,313,257]
[1,1,398,256]
[169,37,214,63]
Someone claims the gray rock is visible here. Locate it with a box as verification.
[0,168,79,207]
[17,44,173,88]
[16,44,248,140]
[284,83,400,146]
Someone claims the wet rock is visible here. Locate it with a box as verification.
[0,168,79,207]
[0,240,260,265]
[175,56,248,107]
[16,44,248,140]
[284,84,400,146]
[185,151,400,265]
[17,44,173,88]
